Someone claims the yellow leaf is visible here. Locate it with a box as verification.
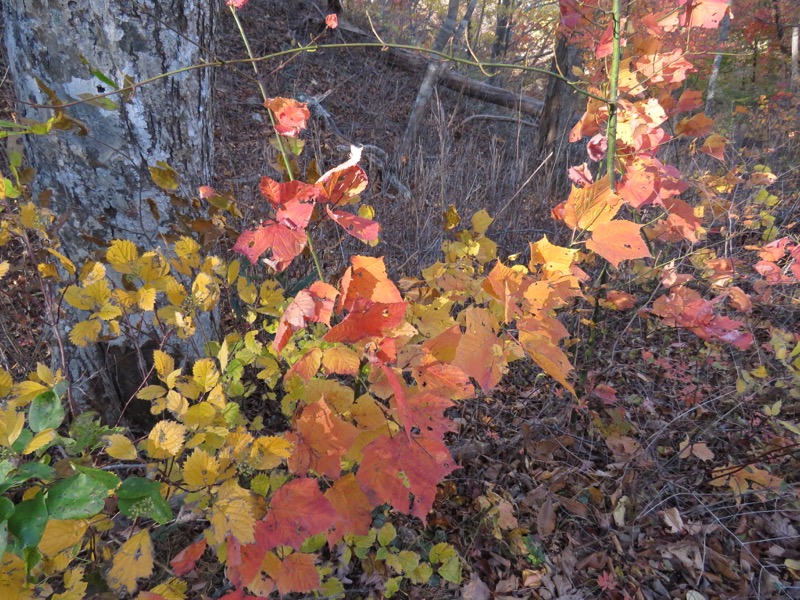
[38,262,60,280]
[322,346,361,376]
[113,288,138,309]
[751,364,768,378]
[165,276,187,306]
[95,302,122,321]
[153,350,175,379]
[107,530,154,594]
[193,358,220,393]
[0,260,8,280]
[210,479,258,545]
[166,390,188,418]
[138,251,170,284]
[0,368,11,397]
[104,433,138,460]
[147,577,188,600]
[84,279,111,306]
[183,448,220,487]
[63,285,93,311]
[45,248,76,275]
[184,402,217,430]
[19,201,40,229]
[137,285,157,311]
[52,566,87,600]
[12,379,49,404]
[0,553,34,599]
[106,239,139,275]
[79,261,106,285]
[69,320,101,347]
[192,271,218,311]
[471,209,494,235]
[39,519,88,557]
[174,236,200,260]
[145,420,187,459]
[249,436,293,470]
[23,428,56,454]
[138,385,167,401]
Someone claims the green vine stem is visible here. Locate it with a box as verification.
[606,0,622,191]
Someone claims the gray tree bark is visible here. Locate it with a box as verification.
[535,35,581,198]
[4,0,216,423]
[401,0,479,150]
[705,11,730,116]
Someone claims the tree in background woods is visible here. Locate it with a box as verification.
[3,0,216,421]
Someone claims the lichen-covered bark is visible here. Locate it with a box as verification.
[4,0,216,421]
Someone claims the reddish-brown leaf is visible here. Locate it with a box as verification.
[452,307,507,391]
[262,551,320,595]
[232,221,306,271]
[265,97,310,137]
[324,299,407,344]
[325,205,380,242]
[288,398,359,478]
[325,473,373,545]
[262,478,338,550]
[357,433,458,522]
[170,538,207,576]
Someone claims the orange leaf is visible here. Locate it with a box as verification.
[288,399,359,478]
[561,175,622,231]
[170,538,206,576]
[585,219,652,268]
[325,473,373,544]
[338,256,402,312]
[262,478,338,550]
[452,307,507,391]
[262,551,321,595]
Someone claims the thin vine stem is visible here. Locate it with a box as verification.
[606,0,621,191]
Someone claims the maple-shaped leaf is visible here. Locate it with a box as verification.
[680,0,730,29]
[170,538,207,576]
[675,89,704,113]
[482,261,528,323]
[284,347,322,383]
[107,530,154,594]
[325,205,380,242]
[557,175,622,231]
[325,473,373,545]
[518,327,575,395]
[324,299,407,344]
[262,478,338,550]
[338,255,402,313]
[316,146,368,206]
[452,307,507,391]
[232,220,307,271]
[273,282,339,353]
[262,551,321,595]
[585,219,652,268]
[378,363,414,440]
[404,391,457,442]
[288,398,359,478]
[265,97,310,137]
[700,134,727,160]
[260,177,320,212]
[357,433,458,522]
[676,112,715,137]
[646,198,704,243]
[412,353,474,400]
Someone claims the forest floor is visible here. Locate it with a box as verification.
[1,1,799,598]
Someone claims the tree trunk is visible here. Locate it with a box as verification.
[705,11,730,116]
[791,26,799,91]
[490,0,513,61]
[535,35,581,198]
[4,0,216,423]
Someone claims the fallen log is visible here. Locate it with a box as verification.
[336,19,545,117]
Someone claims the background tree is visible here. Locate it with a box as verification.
[3,0,216,420]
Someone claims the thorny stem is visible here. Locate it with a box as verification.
[230,6,326,282]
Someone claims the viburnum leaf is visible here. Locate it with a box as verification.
[482,261,528,323]
[325,473,373,545]
[316,147,368,206]
[324,299,407,344]
[262,551,321,595]
[107,530,154,594]
[262,478,338,550]
[378,364,413,440]
[284,347,322,383]
[231,220,307,271]
[170,538,207,576]
[585,219,652,268]
[144,420,186,459]
[357,433,458,522]
[452,307,507,391]
[676,112,715,137]
[321,346,361,376]
[287,398,359,478]
[265,97,310,137]
[210,479,259,545]
[338,255,402,312]
[325,205,380,242]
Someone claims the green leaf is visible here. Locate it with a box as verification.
[384,576,402,598]
[438,555,462,583]
[429,542,456,564]
[117,493,172,525]
[10,429,32,454]
[8,492,47,549]
[0,461,54,495]
[116,476,159,499]
[45,472,109,519]
[377,522,396,547]
[22,546,42,573]
[0,520,7,558]
[29,390,65,432]
[0,496,14,521]
[74,465,121,491]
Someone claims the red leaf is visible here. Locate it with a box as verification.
[325,473,373,545]
[378,363,413,440]
[338,256,402,313]
[585,219,652,268]
[413,355,475,401]
[325,13,339,29]
[357,433,458,522]
[288,398,359,478]
[232,220,306,271]
[170,538,207,576]
[676,112,715,137]
[316,147,368,205]
[262,478,338,550]
[325,205,380,242]
[273,282,338,353]
[262,552,321,595]
[586,134,607,161]
[324,300,407,344]
[265,97,310,137]
[568,163,594,187]
[680,0,730,29]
